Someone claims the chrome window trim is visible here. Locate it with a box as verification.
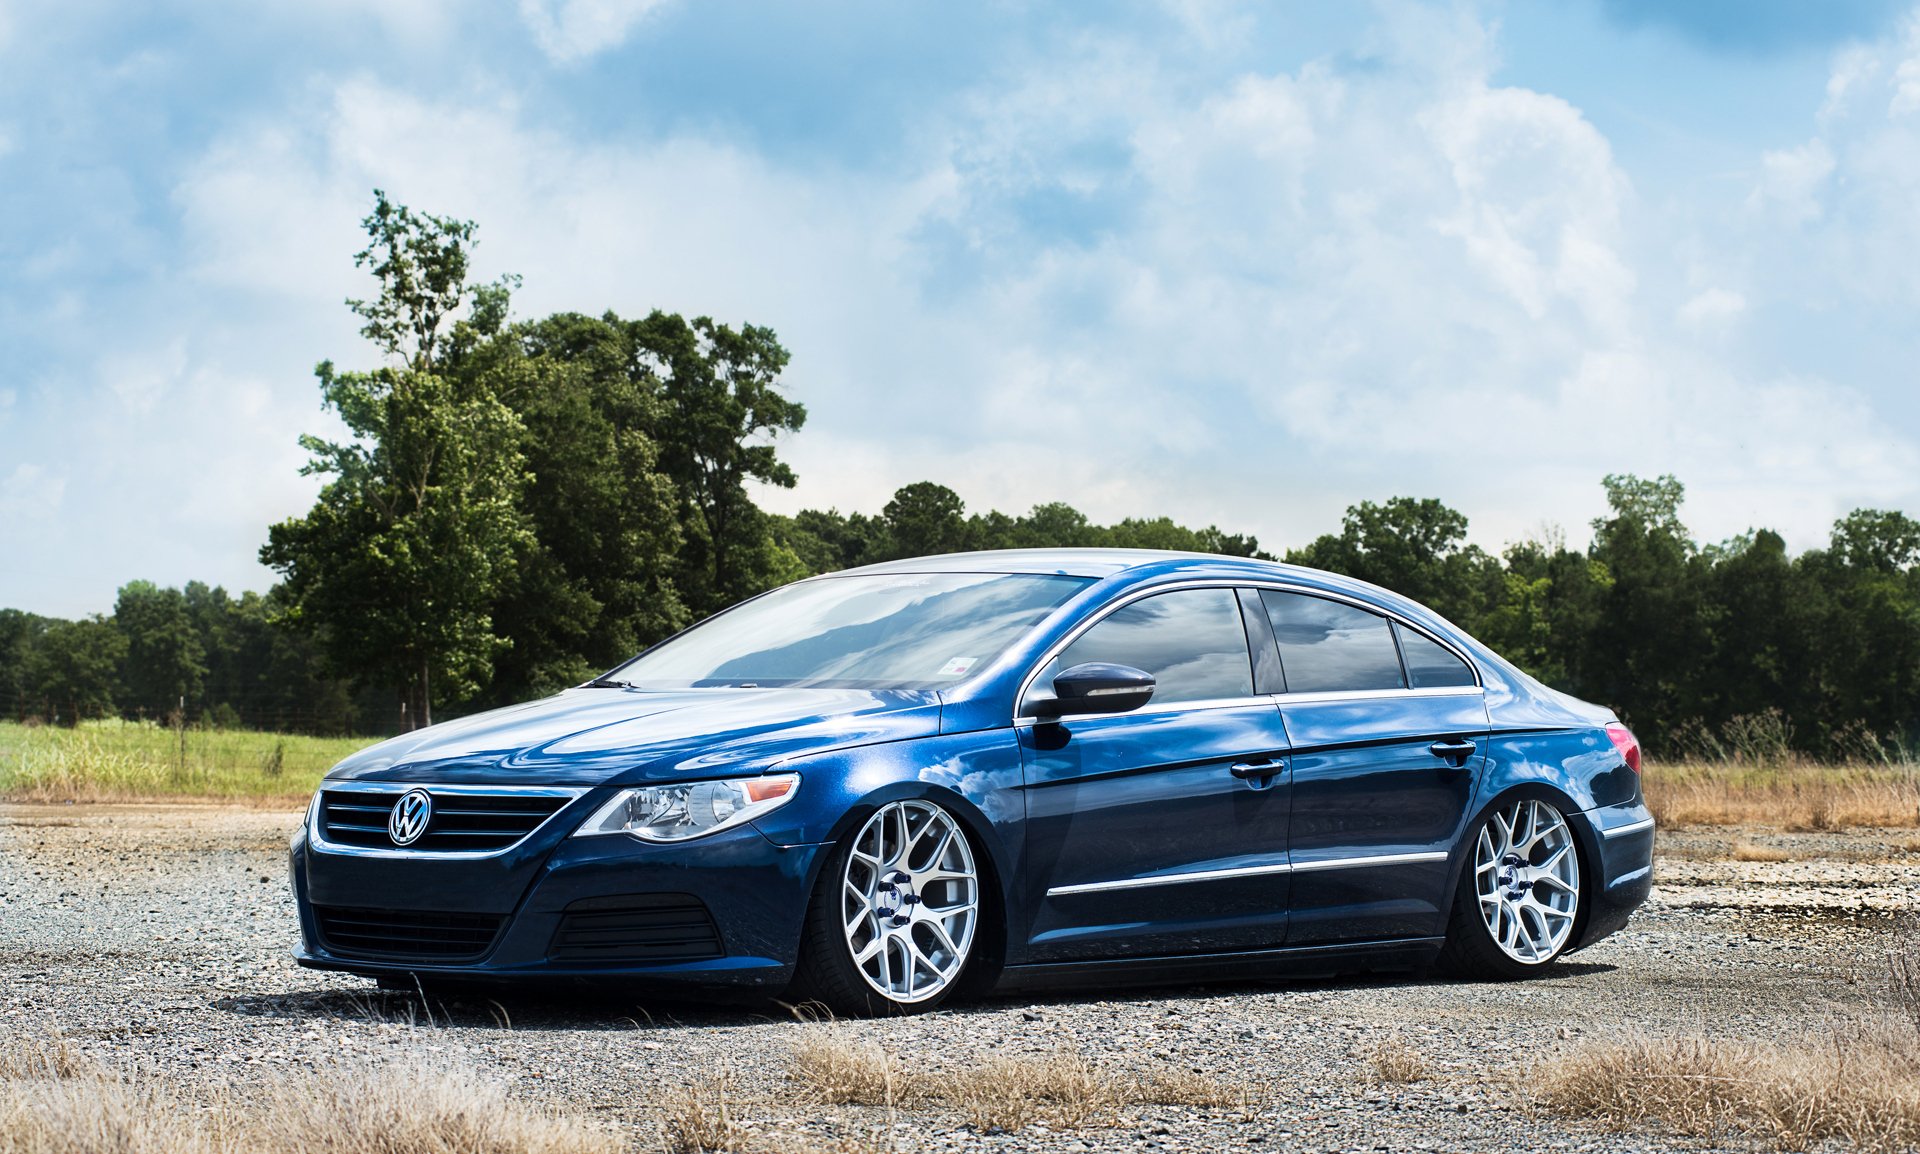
[308,781,593,860]
[1599,815,1656,840]
[1011,578,1484,724]
[1246,581,1484,692]
[1046,849,1450,897]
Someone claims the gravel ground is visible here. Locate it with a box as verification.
[2,804,1914,1153]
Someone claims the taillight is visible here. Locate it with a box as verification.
[1606,724,1642,773]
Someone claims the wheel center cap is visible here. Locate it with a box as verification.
[877,870,916,926]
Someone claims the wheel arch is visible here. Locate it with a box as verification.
[1439,782,1602,954]
[795,780,1014,996]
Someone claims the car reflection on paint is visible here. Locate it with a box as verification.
[290,549,1653,1014]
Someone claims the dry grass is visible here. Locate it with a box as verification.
[1890,916,1920,1034]
[1366,1037,1430,1084]
[1643,759,1920,830]
[948,1050,1113,1131]
[1730,840,1795,862]
[1536,1024,1920,1152]
[250,1052,621,1154]
[786,1027,1245,1132]
[1133,1068,1246,1108]
[0,1034,89,1082]
[1540,918,1920,1151]
[0,1036,619,1154]
[0,720,372,804]
[666,1074,749,1153]
[0,1073,216,1154]
[789,1030,901,1106]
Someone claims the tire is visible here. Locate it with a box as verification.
[1437,796,1584,980]
[791,799,983,1016]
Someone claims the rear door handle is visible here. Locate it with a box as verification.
[1428,739,1477,767]
[1230,758,1287,780]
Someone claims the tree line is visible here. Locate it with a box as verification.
[4,194,1919,759]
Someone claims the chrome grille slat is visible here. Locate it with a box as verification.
[316,786,578,854]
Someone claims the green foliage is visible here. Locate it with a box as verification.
[639,311,808,615]
[263,196,533,725]
[1285,497,1501,626]
[782,484,1273,571]
[112,580,206,719]
[882,482,969,558]
[22,617,128,724]
[477,311,689,702]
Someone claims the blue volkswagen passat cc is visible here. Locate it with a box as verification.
[291,549,1653,1014]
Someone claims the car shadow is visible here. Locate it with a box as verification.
[212,985,788,1032]
[214,958,1619,1032]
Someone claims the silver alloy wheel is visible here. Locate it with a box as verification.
[840,800,980,1004]
[1474,798,1580,964]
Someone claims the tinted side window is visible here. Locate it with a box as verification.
[1057,589,1254,705]
[1395,622,1477,688]
[1260,591,1405,693]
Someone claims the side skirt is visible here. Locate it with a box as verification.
[993,937,1446,994]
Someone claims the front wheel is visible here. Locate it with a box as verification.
[791,799,983,1015]
[1438,797,1583,979]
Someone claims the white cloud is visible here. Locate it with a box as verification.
[1677,287,1746,330]
[517,0,671,63]
[100,338,187,413]
[1753,139,1834,222]
[5,1,1907,619]
[146,11,1920,576]
[0,464,65,519]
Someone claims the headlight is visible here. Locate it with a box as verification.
[573,774,799,843]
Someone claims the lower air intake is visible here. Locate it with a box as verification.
[313,905,504,962]
[547,894,723,964]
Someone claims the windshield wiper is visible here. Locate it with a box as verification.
[582,677,635,689]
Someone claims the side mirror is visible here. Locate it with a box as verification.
[1033,662,1156,718]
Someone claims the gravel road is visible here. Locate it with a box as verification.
[2,803,1914,1153]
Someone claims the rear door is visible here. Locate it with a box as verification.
[1257,589,1489,946]
[1017,586,1295,962]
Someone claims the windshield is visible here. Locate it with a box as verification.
[604,572,1093,690]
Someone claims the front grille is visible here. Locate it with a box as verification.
[319,788,572,852]
[547,894,724,964]
[313,905,505,961]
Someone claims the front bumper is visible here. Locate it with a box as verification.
[291,820,828,989]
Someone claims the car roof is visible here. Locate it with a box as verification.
[835,547,1288,580]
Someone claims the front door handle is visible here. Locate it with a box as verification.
[1230,758,1287,780]
[1429,739,1478,767]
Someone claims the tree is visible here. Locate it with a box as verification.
[640,312,807,615]
[1830,508,1920,573]
[480,312,689,699]
[882,482,969,558]
[262,193,531,727]
[1582,474,1710,749]
[113,580,206,720]
[25,617,127,724]
[1286,496,1498,625]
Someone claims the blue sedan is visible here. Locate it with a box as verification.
[291,549,1653,1014]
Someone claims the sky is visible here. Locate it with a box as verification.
[5,0,1920,617]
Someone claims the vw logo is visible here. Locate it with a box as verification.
[387,789,434,847]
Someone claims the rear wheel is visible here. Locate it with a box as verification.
[1438,797,1583,979]
[792,799,982,1015]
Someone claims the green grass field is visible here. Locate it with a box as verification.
[6,717,1920,828]
[0,720,380,804]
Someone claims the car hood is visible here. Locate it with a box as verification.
[320,687,946,786]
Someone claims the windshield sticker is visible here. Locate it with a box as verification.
[937,657,978,677]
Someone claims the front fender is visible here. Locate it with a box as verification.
[749,729,1028,955]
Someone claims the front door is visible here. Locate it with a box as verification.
[1017,587,1294,962]
[1255,589,1489,946]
